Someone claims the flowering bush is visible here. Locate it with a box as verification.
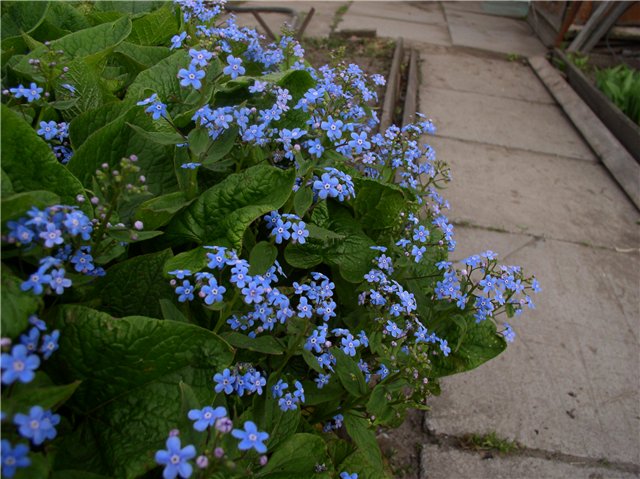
[0,1,540,478]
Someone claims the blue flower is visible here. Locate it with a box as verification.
[223,55,245,79]
[23,83,43,102]
[37,121,58,141]
[20,270,51,295]
[187,406,227,432]
[313,173,339,200]
[241,280,265,305]
[291,221,309,244]
[320,116,343,140]
[175,280,195,302]
[49,268,72,295]
[272,379,288,398]
[14,406,60,445]
[170,31,187,50]
[1,440,30,478]
[40,330,60,360]
[232,421,269,453]
[181,162,201,169]
[19,327,40,354]
[502,323,516,343]
[201,278,225,305]
[297,297,312,319]
[155,436,196,479]
[340,473,358,479]
[1,345,40,385]
[189,48,213,67]
[168,269,191,279]
[178,65,206,89]
[271,218,291,244]
[348,132,370,154]
[39,223,64,249]
[278,392,297,411]
[341,334,361,357]
[213,368,236,394]
[377,364,389,380]
[315,373,330,389]
[249,80,267,93]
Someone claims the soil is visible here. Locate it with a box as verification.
[377,409,426,479]
[301,36,395,105]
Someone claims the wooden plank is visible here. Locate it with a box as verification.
[379,37,404,133]
[567,1,610,52]
[529,55,640,210]
[402,49,419,127]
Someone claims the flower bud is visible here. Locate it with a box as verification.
[214,447,224,458]
[196,455,209,468]
[134,221,144,231]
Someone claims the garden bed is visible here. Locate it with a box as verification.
[552,48,640,163]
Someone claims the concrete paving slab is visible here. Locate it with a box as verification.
[443,5,546,56]
[425,136,640,249]
[425,228,640,465]
[230,2,339,39]
[338,4,452,46]
[419,86,597,161]
[420,50,555,103]
[444,1,531,19]
[420,444,639,479]
[344,1,447,26]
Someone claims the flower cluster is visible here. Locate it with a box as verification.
[213,366,267,397]
[264,211,309,244]
[156,403,269,479]
[36,120,73,164]
[1,317,62,478]
[310,167,356,201]
[271,379,305,412]
[4,205,102,297]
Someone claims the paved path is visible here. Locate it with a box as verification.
[242,2,640,477]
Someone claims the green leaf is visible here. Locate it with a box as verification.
[249,241,278,275]
[126,51,220,119]
[0,268,41,338]
[159,298,189,323]
[285,205,375,282]
[344,413,383,470]
[274,69,315,100]
[1,1,49,40]
[333,349,368,397]
[200,126,238,168]
[134,191,193,230]
[293,187,313,218]
[2,381,81,417]
[94,249,174,318]
[114,42,172,70]
[221,332,284,355]
[128,4,179,46]
[187,127,210,156]
[1,105,85,208]
[431,317,507,377]
[1,191,59,225]
[1,168,15,196]
[50,305,234,478]
[352,178,407,238]
[339,449,390,479]
[67,106,178,195]
[167,164,295,249]
[127,122,185,145]
[257,433,330,478]
[162,246,211,276]
[15,452,50,479]
[68,100,134,149]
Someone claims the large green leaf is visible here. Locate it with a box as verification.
[431,317,507,377]
[67,105,177,195]
[352,178,407,239]
[2,381,81,417]
[285,204,376,282]
[1,105,85,207]
[1,190,59,225]
[50,305,234,478]
[127,4,179,46]
[1,1,49,40]
[13,16,132,78]
[94,249,174,319]
[344,413,383,470]
[0,267,42,339]
[167,164,295,249]
[114,42,172,70]
[221,332,285,355]
[257,433,330,478]
[68,99,134,149]
[126,51,220,119]
[134,191,193,230]
[333,349,368,397]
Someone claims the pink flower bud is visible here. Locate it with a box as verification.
[214,447,224,458]
[196,455,209,468]
[134,221,144,231]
